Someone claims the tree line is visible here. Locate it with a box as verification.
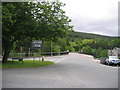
[10,32,120,58]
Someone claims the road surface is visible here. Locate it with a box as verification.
[2,53,118,88]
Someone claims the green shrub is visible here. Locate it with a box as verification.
[81,46,92,55]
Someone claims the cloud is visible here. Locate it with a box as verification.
[60,0,119,36]
[74,18,118,36]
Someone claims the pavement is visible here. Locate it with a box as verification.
[23,55,65,64]
[8,55,65,64]
[2,53,119,88]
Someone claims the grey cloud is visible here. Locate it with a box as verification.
[61,0,119,37]
[70,16,118,36]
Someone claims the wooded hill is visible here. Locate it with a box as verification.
[69,31,119,40]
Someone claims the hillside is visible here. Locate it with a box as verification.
[69,31,118,40]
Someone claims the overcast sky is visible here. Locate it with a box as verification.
[59,0,119,36]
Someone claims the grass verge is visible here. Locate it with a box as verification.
[2,60,55,69]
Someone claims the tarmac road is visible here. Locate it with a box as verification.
[2,53,118,88]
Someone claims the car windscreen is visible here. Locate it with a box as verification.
[109,56,118,59]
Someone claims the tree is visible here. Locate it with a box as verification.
[100,50,108,57]
[81,46,92,55]
[108,38,120,49]
[2,1,72,63]
[33,1,73,41]
[2,2,35,63]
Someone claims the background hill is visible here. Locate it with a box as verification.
[69,31,119,40]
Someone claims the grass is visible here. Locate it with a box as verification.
[2,60,55,69]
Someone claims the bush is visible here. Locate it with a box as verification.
[80,46,108,58]
[100,50,108,57]
[81,46,92,55]
[66,46,75,52]
[53,45,59,55]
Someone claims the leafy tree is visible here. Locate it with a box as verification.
[81,46,92,55]
[57,38,67,51]
[95,47,103,58]
[2,1,72,63]
[2,2,35,63]
[53,45,59,54]
[109,38,120,49]
[33,1,73,41]
[100,50,108,57]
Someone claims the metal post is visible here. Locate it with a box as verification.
[59,46,60,56]
[39,49,41,63]
[51,41,52,56]
[33,49,35,62]
[29,48,30,57]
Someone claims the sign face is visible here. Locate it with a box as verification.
[32,40,43,49]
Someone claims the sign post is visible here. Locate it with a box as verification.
[32,40,43,62]
[32,40,43,49]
